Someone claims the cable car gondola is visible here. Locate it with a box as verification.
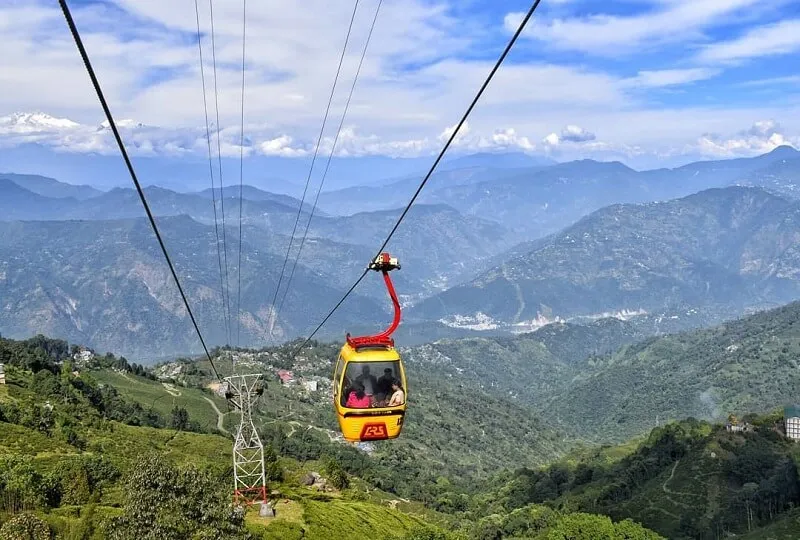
[333,253,407,442]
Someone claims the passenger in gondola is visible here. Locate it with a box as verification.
[376,367,394,402]
[388,379,405,407]
[355,365,378,398]
[346,382,371,408]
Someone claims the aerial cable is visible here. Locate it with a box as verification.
[58,0,223,381]
[274,0,382,324]
[292,0,544,355]
[209,0,233,345]
[236,0,247,350]
[194,0,230,354]
[266,0,361,343]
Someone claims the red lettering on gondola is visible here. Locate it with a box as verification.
[360,423,388,440]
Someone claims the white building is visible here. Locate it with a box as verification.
[0,363,5,385]
[785,406,800,440]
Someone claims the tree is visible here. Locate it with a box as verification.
[0,456,47,512]
[549,463,570,495]
[169,406,189,431]
[323,457,349,490]
[263,444,282,482]
[572,463,594,486]
[545,513,616,539]
[107,454,249,540]
[615,518,667,539]
[0,513,51,540]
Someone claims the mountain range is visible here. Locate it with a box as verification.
[0,176,513,295]
[410,185,800,334]
[318,145,800,240]
[2,147,800,357]
[0,217,384,359]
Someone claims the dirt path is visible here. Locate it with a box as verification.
[662,460,680,494]
[162,383,182,397]
[285,420,341,443]
[662,460,702,498]
[202,396,230,435]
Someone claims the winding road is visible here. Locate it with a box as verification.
[202,396,230,435]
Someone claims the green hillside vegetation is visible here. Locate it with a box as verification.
[149,339,571,504]
[404,299,800,448]
[546,300,800,441]
[89,370,230,434]
[403,318,648,425]
[0,334,667,539]
[0,336,459,539]
[482,415,800,539]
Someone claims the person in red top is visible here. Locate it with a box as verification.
[345,382,371,408]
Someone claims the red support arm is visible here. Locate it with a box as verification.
[346,253,402,349]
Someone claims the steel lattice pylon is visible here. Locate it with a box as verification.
[225,373,267,505]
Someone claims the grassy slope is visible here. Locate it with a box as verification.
[0,363,452,539]
[0,417,447,539]
[91,370,232,433]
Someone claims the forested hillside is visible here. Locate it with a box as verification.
[545,300,800,442]
[407,298,800,446]
[0,334,666,539]
[478,414,800,539]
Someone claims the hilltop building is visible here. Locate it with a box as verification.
[0,363,5,385]
[725,414,753,433]
[785,406,800,441]
[72,348,94,366]
[277,370,294,384]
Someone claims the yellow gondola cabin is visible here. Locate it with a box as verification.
[333,253,408,442]
[334,342,407,441]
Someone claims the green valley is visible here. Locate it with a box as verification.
[481,413,800,539]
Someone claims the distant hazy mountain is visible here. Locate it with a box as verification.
[193,184,324,215]
[0,216,384,358]
[0,172,103,200]
[0,179,513,298]
[0,178,79,220]
[309,203,515,295]
[319,164,550,217]
[736,154,800,200]
[410,186,800,329]
[0,141,440,193]
[319,146,799,240]
[438,151,557,170]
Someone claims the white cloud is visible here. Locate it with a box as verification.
[739,75,800,87]
[560,125,596,143]
[543,125,596,146]
[259,135,308,157]
[506,0,762,55]
[621,68,721,88]
[0,0,798,170]
[697,19,800,63]
[438,121,471,143]
[694,120,799,157]
[543,133,560,146]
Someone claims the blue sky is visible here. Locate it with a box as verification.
[0,0,799,179]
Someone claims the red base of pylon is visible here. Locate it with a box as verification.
[234,485,267,505]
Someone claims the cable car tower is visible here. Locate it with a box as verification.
[225,371,267,506]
